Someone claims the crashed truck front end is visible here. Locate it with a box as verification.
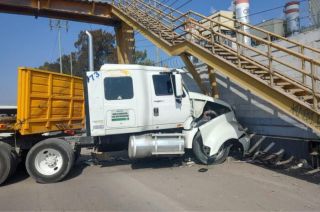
[183,92,250,164]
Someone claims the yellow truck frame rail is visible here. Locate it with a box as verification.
[16,67,85,135]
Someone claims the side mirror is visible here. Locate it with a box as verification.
[173,73,183,98]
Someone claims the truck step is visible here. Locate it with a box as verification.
[151,151,185,155]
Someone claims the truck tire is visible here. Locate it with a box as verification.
[192,132,230,165]
[9,151,19,177]
[0,148,11,185]
[26,138,74,184]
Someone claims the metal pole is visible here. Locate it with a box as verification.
[49,19,68,74]
[156,46,160,66]
[70,53,73,76]
[58,27,63,74]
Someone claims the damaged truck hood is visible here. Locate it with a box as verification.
[188,92,231,108]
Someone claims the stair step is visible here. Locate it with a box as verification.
[243,65,260,70]
[299,95,314,101]
[225,56,238,60]
[262,75,280,80]
[214,49,226,52]
[285,88,307,96]
[253,70,269,74]
[275,81,291,86]
[234,60,250,64]
[218,52,234,56]
[204,44,213,48]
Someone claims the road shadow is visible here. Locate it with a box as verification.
[64,151,186,182]
[248,161,320,185]
[61,150,320,185]
[2,163,29,187]
[94,150,185,169]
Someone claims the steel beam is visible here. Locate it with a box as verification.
[207,65,219,98]
[180,53,207,94]
[0,0,120,26]
[115,22,135,64]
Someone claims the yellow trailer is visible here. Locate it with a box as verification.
[16,67,85,135]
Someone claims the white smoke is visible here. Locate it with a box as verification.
[228,0,235,11]
[210,6,217,14]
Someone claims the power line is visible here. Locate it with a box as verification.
[50,32,59,63]
[153,56,182,66]
[135,38,149,42]
[174,0,192,11]
[49,19,68,74]
[189,0,310,29]
[136,44,155,48]
[246,0,308,19]
[252,13,319,30]
[167,0,180,8]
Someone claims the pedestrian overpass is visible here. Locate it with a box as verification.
[1,0,320,133]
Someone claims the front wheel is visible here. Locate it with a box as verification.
[192,132,230,165]
[26,138,74,184]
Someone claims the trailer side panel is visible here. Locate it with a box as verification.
[16,67,85,135]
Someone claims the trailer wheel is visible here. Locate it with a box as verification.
[0,147,11,185]
[192,132,231,165]
[26,138,74,184]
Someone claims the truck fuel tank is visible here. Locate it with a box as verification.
[128,133,185,159]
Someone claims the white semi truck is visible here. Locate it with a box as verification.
[0,32,250,185]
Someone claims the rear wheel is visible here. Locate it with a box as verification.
[0,148,11,185]
[26,138,74,184]
[192,132,231,165]
[0,142,16,185]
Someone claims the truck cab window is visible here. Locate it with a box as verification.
[153,74,173,96]
[104,77,134,100]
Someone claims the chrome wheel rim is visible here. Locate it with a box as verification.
[34,148,63,176]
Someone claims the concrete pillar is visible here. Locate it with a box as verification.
[115,21,135,64]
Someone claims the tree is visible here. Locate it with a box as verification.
[133,49,154,65]
[39,29,154,77]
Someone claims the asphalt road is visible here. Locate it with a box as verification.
[0,151,319,211]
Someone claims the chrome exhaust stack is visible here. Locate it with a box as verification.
[85,30,94,72]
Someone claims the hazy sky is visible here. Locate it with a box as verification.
[0,0,311,105]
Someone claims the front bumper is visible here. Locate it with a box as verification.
[239,133,251,154]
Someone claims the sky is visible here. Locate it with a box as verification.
[0,0,312,105]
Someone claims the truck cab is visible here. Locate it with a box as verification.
[86,65,191,136]
[85,64,250,165]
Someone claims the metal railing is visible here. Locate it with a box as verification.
[110,0,320,110]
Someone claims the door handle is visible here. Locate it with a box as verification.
[154,100,164,103]
[154,108,159,116]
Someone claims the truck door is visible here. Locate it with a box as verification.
[151,74,190,128]
[103,74,136,130]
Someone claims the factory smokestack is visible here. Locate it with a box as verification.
[235,0,251,45]
[284,1,300,36]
